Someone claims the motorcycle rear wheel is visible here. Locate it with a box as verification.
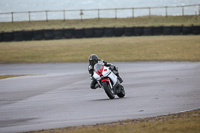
[102,81,115,99]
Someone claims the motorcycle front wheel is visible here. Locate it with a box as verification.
[102,81,115,99]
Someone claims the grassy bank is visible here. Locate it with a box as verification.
[0,75,27,79]
[0,15,200,32]
[0,35,200,63]
[28,109,200,133]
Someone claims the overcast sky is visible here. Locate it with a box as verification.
[0,0,199,12]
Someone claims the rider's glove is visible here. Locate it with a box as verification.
[109,65,115,71]
[88,65,92,71]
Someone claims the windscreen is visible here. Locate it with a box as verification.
[94,63,103,71]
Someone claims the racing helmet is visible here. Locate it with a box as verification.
[89,54,98,67]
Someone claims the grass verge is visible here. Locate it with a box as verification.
[0,75,27,79]
[0,35,200,63]
[0,15,200,32]
[27,109,200,133]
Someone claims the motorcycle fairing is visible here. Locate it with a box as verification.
[93,63,118,90]
[101,78,109,83]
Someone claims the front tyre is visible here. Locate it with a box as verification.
[102,81,115,99]
[117,85,125,98]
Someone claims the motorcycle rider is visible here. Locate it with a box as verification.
[88,54,123,89]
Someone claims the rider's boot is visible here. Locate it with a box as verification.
[111,66,123,83]
[116,73,123,83]
[118,76,123,83]
[94,83,100,89]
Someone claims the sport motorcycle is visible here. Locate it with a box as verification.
[93,63,125,99]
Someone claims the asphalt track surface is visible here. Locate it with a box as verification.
[0,62,200,133]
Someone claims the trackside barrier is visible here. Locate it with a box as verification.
[134,27,143,36]
[114,27,124,36]
[192,26,200,34]
[54,29,63,39]
[124,27,134,36]
[24,31,34,41]
[153,26,163,35]
[143,27,152,36]
[2,32,12,41]
[182,26,193,35]
[171,26,182,35]
[3,32,13,41]
[0,25,199,42]
[63,28,74,39]
[0,32,3,42]
[84,28,94,38]
[14,31,24,41]
[163,26,172,35]
[44,29,54,40]
[104,27,115,37]
[74,29,84,38]
[34,30,43,40]
[94,28,104,37]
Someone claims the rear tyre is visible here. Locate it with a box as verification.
[117,86,125,98]
[102,81,115,99]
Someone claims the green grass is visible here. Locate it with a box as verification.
[0,15,200,32]
[0,35,200,63]
[27,109,200,133]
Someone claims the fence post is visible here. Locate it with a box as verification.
[98,9,100,20]
[149,7,151,18]
[165,6,168,17]
[46,11,48,22]
[11,12,14,23]
[115,8,117,19]
[182,6,184,16]
[28,11,31,22]
[132,8,134,18]
[199,4,200,15]
[63,10,66,21]
[195,11,197,20]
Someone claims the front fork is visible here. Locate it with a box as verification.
[97,80,101,88]
[98,78,113,89]
[97,78,120,95]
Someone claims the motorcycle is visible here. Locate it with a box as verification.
[93,63,125,99]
